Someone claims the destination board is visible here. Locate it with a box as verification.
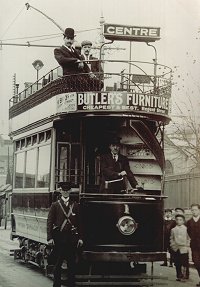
[104,23,160,42]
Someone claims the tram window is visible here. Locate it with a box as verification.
[26,137,32,146]
[15,152,25,188]
[37,145,50,188]
[39,132,45,143]
[21,139,25,149]
[32,134,38,145]
[46,130,51,141]
[16,141,20,151]
[25,149,37,188]
[57,144,70,183]
[71,144,81,185]
[56,143,81,186]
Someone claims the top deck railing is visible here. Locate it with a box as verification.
[9,59,172,108]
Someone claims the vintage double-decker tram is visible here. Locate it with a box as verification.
[9,23,172,285]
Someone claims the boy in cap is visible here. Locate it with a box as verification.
[81,40,103,80]
[47,181,83,287]
[170,214,190,282]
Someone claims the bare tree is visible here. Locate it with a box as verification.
[169,96,200,168]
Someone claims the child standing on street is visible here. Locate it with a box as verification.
[170,214,190,282]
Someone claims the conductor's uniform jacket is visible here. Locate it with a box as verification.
[100,153,138,193]
[47,197,80,242]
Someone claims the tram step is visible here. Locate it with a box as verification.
[75,275,168,286]
[76,282,167,286]
[76,275,168,280]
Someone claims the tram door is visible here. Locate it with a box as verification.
[56,142,81,187]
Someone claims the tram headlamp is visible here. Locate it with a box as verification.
[116,216,138,235]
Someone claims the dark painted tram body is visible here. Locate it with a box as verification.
[9,23,172,285]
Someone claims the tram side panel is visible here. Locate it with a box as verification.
[11,130,53,244]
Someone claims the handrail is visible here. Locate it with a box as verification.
[9,59,172,108]
[80,193,167,198]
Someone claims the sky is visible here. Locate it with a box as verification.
[0,0,200,135]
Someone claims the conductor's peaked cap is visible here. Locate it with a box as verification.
[63,28,76,39]
[58,181,72,191]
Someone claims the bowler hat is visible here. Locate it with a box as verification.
[109,136,121,145]
[63,28,75,39]
[81,40,92,47]
[58,181,72,191]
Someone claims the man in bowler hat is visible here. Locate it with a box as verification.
[54,28,86,75]
[47,182,83,287]
[100,136,141,193]
[54,28,102,91]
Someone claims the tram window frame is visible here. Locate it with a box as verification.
[16,141,20,151]
[14,151,25,188]
[32,134,38,145]
[21,139,25,149]
[26,136,32,147]
[56,142,82,187]
[46,130,51,142]
[13,131,52,190]
[39,132,45,143]
[24,148,37,188]
[36,144,51,188]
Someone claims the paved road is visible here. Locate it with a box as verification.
[0,227,52,287]
[0,227,200,287]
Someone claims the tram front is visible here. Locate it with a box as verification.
[53,54,172,277]
[9,22,172,284]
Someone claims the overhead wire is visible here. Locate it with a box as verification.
[2,33,62,41]
[1,5,26,39]
[1,28,99,44]
[28,35,61,43]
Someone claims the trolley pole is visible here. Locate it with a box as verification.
[128,41,132,91]
[146,42,157,93]
[99,14,105,70]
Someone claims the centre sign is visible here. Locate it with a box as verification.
[104,23,160,42]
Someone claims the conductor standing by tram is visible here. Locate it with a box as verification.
[47,182,83,287]
[100,137,141,193]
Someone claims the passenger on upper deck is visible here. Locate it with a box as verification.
[81,40,103,80]
[54,28,86,75]
[100,136,142,194]
[54,28,103,91]
[74,42,82,56]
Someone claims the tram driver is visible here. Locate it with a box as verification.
[100,136,143,193]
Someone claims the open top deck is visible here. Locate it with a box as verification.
[9,59,172,136]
